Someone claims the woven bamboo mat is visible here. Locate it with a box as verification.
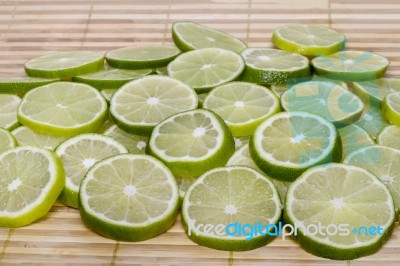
[1,0,400,265]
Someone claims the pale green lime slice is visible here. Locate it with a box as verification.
[182,166,282,251]
[382,92,400,127]
[353,78,400,107]
[79,154,179,241]
[25,51,104,79]
[0,128,17,154]
[0,146,65,227]
[12,126,68,150]
[377,125,400,150]
[172,21,247,53]
[0,76,58,94]
[103,125,148,154]
[167,48,245,93]
[17,82,108,136]
[234,136,250,149]
[285,163,395,260]
[355,104,389,139]
[110,76,198,135]
[0,94,20,130]
[338,124,374,159]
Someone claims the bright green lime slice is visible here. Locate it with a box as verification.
[338,124,374,159]
[353,78,400,107]
[355,104,389,139]
[0,76,58,94]
[0,94,20,130]
[12,126,68,150]
[103,125,148,154]
[382,92,400,127]
[377,125,400,150]
[0,128,17,154]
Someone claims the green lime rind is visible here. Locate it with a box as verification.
[239,48,311,85]
[382,92,400,127]
[377,125,400,150]
[353,78,400,108]
[312,51,389,82]
[338,124,374,160]
[25,51,104,79]
[0,146,65,227]
[0,76,58,94]
[172,21,247,53]
[105,45,181,70]
[0,128,17,154]
[72,67,152,90]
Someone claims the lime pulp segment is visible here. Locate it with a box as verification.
[377,125,400,150]
[0,94,21,130]
[355,104,389,139]
[382,92,400,127]
[103,125,149,154]
[12,126,68,150]
[338,124,374,160]
[353,78,400,107]
[0,128,17,154]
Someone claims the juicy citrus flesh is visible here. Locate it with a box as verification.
[0,128,17,154]
[377,125,400,150]
[100,89,117,103]
[382,92,400,127]
[338,124,374,159]
[0,94,21,130]
[12,126,68,150]
[353,78,400,107]
[356,104,389,139]
[103,125,149,154]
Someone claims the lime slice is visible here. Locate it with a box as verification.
[148,109,235,178]
[382,92,400,127]
[110,76,198,135]
[234,136,250,149]
[79,154,179,241]
[0,76,58,94]
[345,146,400,213]
[100,89,117,103]
[175,176,196,202]
[203,82,280,137]
[281,81,364,127]
[73,67,152,90]
[0,146,65,227]
[17,82,108,136]
[155,67,168,75]
[12,126,68,150]
[353,78,400,107]
[356,104,389,139]
[56,133,128,208]
[172,21,247,53]
[377,125,400,150]
[96,117,114,133]
[284,163,395,260]
[312,51,389,81]
[227,143,289,203]
[103,125,148,154]
[240,48,311,85]
[25,51,104,79]
[338,124,374,159]
[167,48,245,93]
[0,94,20,130]
[0,128,17,154]
[105,45,181,70]
[182,166,282,251]
[250,111,340,181]
[272,24,346,56]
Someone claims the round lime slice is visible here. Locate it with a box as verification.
[338,124,374,159]
[377,125,400,150]
[0,76,58,94]
[353,78,400,107]
[382,92,400,127]
[356,104,389,139]
[0,94,21,130]
[12,126,68,150]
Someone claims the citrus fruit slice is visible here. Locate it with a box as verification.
[250,111,340,181]
[356,104,389,139]
[12,126,68,150]
[382,92,400,127]
[79,154,179,241]
[234,136,250,149]
[338,124,374,159]
[147,109,235,178]
[285,163,395,260]
[24,51,104,79]
[240,48,311,85]
[0,94,20,130]
[197,92,208,108]
[0,76,58,94]
[56,133,128,208]
[110,76,198,135]
[17,82,108,136]
[203,82,280,137]
[272,24,345,56]
[103,125,148,154]
[167,48,245,93]
[281,81,364,127]
[377,125,400,150]
[312,51,389,81]
[353,78,400,107]
[175,176,196,203]
[0,146,65,227]
[105,45,181,69]
[182,166,282,251]
[0,128,17,154]
[100,89,117,103]
[172,21,247,53]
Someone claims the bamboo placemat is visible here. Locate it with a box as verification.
[1,0,400,265]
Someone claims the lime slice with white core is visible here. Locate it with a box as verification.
[338,124,374,159]
[0,146,65,227]
[0,94,20,130]
[105,45,181,70]
[104,125,148,154]
[227,144,289,202]
[377,125,400,150]
[110,76,198,135]
[355,104,389,139]
[234,136,250,149]
[12,126,68,150]
[182,166,282,251]
[17,82,108,136]
[79,154,179,241]
[345,146,400,214]
[0,76,58,94]
[0,128,17,154]
[73,67,152,90]
[312,51,389,81]
[353,78,400,107]
[147,109,235,178]
[281,81,364,127]
[100,89,117,103]
[382,92,400,127]
[167,48,245,93]
[203,82,280,137]
[240,48,311,85]
[272,24,346,56]
[25,51,104,79]
[56,134,128,208]
[284,163,395,260]
[250,111,340,181]
[172,21,247,53]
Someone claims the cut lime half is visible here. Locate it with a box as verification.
[0,94,20,130]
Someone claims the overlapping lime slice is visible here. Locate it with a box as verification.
[355,104,389,139]
[103,125,148,154]
[0,128,17,154]
[12,126,68,150]
[0,76,58,94]
[0,94,21,130]
[377,125,400,150]
[353,78,400,107]
[338,124,374,159]
[382,92,400,127]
